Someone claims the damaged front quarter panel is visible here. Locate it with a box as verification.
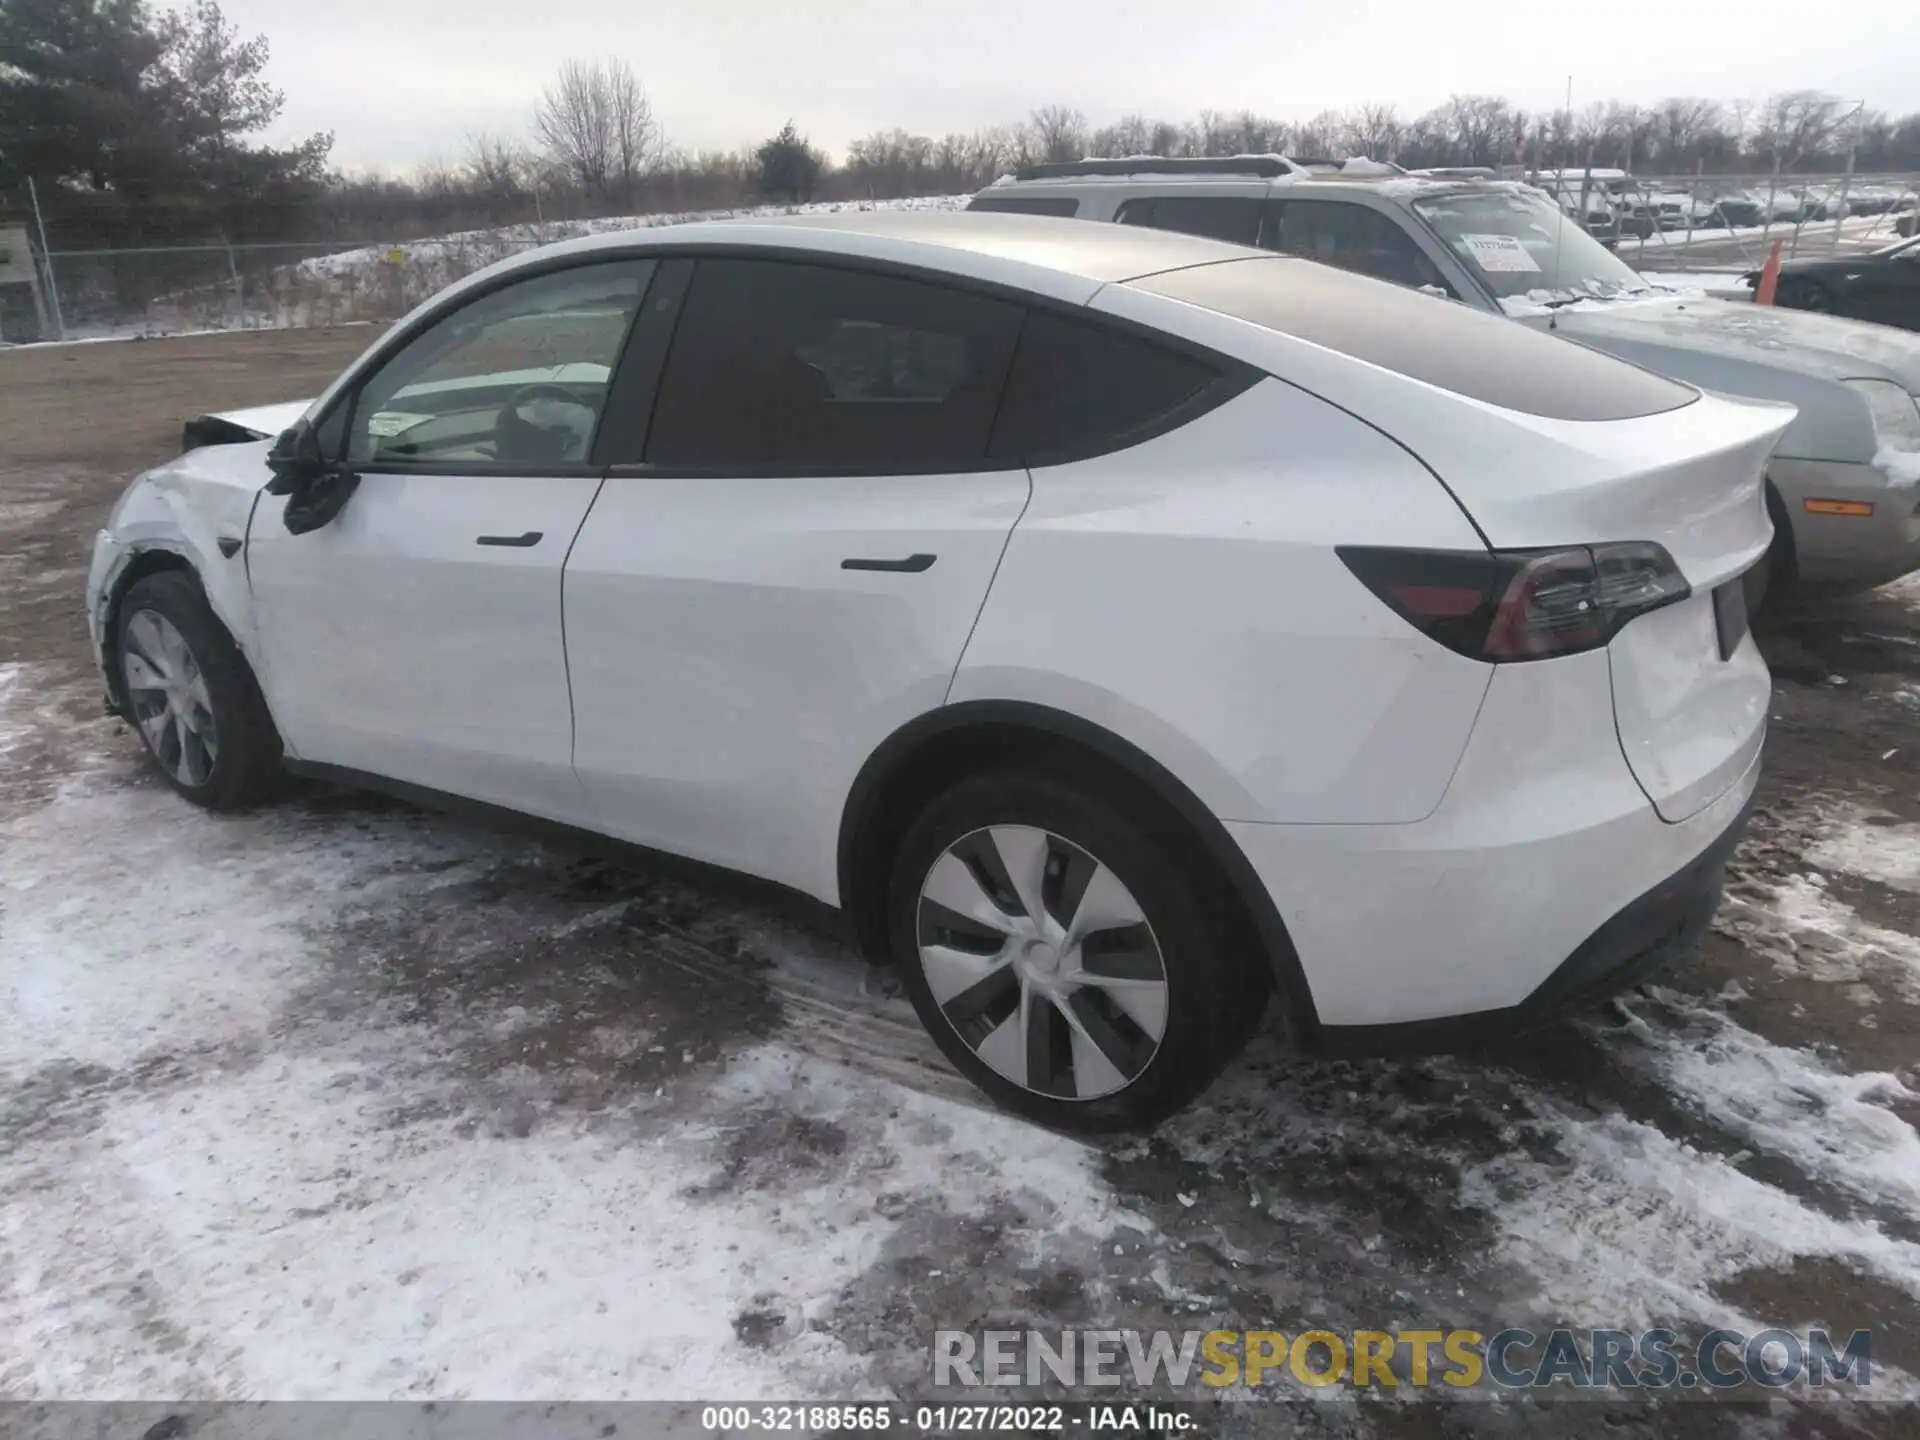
[86,441,279,710]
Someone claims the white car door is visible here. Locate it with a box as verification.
[246,258,655,821]
[563,256,1031,900]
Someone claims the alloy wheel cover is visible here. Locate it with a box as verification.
[916,824,1170,1101]
[122,609,219,788]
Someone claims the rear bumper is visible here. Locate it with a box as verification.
[1226,649,1765,1032]
[1316,780,1757,1055]
[1771,456,1920,590]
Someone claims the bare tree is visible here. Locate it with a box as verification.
[465,132,528,200]
[1192,109,1234,157]
[534,59,662,206]
[1653,98,1720,170]
[1339,103,1403,162]
[1292,112,1340,158]
[1439,94,1513,167]
[606,63,662,203]
[847,128,937,195]
[1089,113,1152,158]
[1572,101,1617,169]
[1604,103,1659,172]
[1146,118,1185,157]
[966,127,1014,182]
[1028,105,1088,164]
[1755,90,1842,173]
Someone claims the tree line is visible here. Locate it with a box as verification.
[6,1,1919,251]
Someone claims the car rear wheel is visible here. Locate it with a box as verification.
[115,571,285,809]
[888,770,1269,1132]
[1744,482,1796,617]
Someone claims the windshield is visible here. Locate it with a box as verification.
[1871,235,1920,259]
[1412,189,1651,303]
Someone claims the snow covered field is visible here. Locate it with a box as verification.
[292,195,975,284]
[5,332,1920,1433]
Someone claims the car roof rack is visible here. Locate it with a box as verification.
[1013,155,1305,181]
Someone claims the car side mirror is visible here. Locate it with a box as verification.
[264,418,326,495]
[264,416,360,536]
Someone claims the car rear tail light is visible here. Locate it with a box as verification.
[1337,543,1690,662]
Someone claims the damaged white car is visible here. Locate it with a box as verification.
[89,212,1790,1129]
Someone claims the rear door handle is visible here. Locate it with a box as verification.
[841,553,936,573]
[477,531,543,548]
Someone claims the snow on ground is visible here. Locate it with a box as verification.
[1805,806,1920,895]
[0,686,1130,1400]
[1625,989,1920,1217]
[7,580,1920,1414]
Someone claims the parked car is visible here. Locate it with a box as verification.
[973,159,1920,600]
[1647,189,1709,231]
[1694,185,1767,229]
[1540,184,1622,243]
[1534,169,1655,238]
[87,211,1786,1130]
[1741,234,1920,331]
[1749,186,1811,223]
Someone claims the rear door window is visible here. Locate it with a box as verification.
[988,309,1241,465]
[967,195,1081,217]
[1268,200,1449,292]
[1113,196,1264,246]
[644,259,1024,473]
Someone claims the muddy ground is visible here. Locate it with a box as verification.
[4,330,1920,1437]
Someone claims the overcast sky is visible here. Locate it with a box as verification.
[209,0,1920,173]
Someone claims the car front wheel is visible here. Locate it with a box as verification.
[115,570,285,809]
[888,770,1269,1132]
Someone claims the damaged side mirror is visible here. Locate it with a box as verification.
[265,417,359,536]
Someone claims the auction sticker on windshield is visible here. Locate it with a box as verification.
[1459,234,1542,273]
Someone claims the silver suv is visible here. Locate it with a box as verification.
[972,158,1920,602]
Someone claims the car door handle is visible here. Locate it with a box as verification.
[476,531,543,548]
[841,553,936,573]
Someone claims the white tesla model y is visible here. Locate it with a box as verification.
[86,212,1792,1129]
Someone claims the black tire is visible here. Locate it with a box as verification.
[1745,482,1796,618]
[1779,278,1830,313]
[114,571,286,810]
[887,770,1270,1132]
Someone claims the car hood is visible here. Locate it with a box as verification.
[200,398,314,440]
[1553,296,1920,389]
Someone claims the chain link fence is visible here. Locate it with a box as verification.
[33,232,552,342]
[15,198,976,342]
[1515,169,1919,270]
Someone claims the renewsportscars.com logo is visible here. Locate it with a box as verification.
[932,1327,1875,1392]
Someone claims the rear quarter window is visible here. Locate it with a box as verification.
[987,309,1245,465]
[1129,257,1697,422]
